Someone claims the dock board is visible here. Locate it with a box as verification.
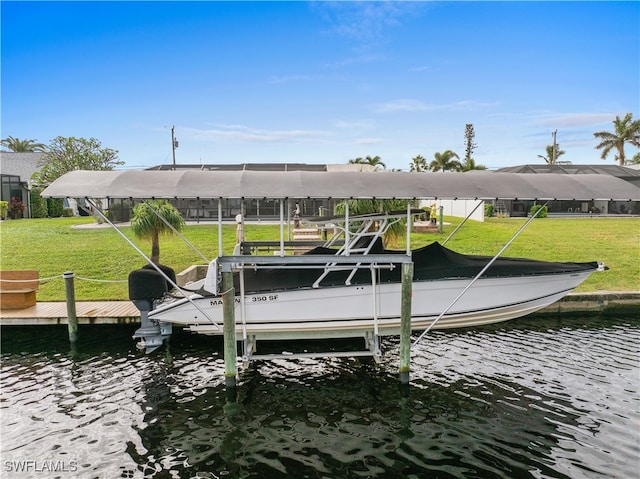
[0,301,140,325]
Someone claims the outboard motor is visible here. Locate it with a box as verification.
[129,265,175,353]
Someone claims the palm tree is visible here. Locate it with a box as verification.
[461,157,487,171]
[538,144,569,165]
[429,150,462,172]
[409,155,428,172]
[130,200,185,265]
[1,136,45,152]
[348,155,386,170]
[593,113,640,166]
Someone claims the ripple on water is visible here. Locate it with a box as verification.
[1,317,639,478]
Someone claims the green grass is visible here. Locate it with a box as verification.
[1,216,638,301]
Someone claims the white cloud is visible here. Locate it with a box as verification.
[533,113,616,128]
[182,125,329,143]
[373,99,430,113]
[372,99,499,113]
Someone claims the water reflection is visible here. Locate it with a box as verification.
[1,316,638,479]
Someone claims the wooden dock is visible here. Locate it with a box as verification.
[0,301,140,325]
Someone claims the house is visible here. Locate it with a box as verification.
[0,152,43,218]
[493,164,640,216]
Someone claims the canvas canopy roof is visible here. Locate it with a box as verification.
[42,169,640,201]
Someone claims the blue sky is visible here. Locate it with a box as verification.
[2,1,639,170]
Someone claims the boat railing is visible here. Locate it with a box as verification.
[312,216,396,287]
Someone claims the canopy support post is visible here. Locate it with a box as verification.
[399,261,413,384]
[218,199,223,257]
[279,200,285,256]
[222,269,237,389]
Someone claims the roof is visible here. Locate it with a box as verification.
[145,163,376,172]
[496,164,640,178]
[42,169,640,201]
[0,152,43,183]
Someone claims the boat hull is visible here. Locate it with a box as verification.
[148,270,595,340]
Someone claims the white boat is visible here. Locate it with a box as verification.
[127,211,602,354]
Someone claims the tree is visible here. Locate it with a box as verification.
[130,200,185,265]
[409,155,427,172]
[593,113,640,166]
[461,124,486,171]
[464,124,477,164]
[1,136,45,152]
[538,144,569,165]
[31,136,123,186]
[348,155,386,170]
[462,157,487,171]
[629,152,640,165]
[429,150,462,172]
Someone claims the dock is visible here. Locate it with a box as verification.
[0,292,637,327]
[0,301,139,325]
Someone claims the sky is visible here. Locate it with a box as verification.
[2,1,639,171]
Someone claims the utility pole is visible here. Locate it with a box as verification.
[171,126,179,170]
[551,130,557,165]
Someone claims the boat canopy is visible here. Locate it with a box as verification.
[42,169,640,201]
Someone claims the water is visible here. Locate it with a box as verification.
[1,315,638,479]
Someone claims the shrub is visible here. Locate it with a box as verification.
[0,201,7,219]
[30,187,48,218]
[47,198,65,217]
[63,208,74,217]
[484,203,494,217]
[530,204,548,218]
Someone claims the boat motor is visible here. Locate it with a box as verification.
[129,266,175,353]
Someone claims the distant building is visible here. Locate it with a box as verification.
[134,163,376,221]
[0,152,43,218]
[493,164,640,216]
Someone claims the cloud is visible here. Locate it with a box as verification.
[533,113,616,128]
[372,99,499,113]
[311,1,428,44]
[373,99,430,113]
[182,125,329,143]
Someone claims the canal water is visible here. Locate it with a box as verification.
[1,315,638,479]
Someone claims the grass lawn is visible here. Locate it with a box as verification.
[1,216,638,301]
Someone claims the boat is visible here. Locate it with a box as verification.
[128,210,603,355]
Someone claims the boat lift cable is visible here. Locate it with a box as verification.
[441,200,484,246]
[142,199,210,263]
[411,201,550,349]
[84,198,221,330]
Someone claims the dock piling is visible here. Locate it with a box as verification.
[222,270,237,389]
[63,272,78,343]
[399,262,413,384]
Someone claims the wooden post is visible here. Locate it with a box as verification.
[399,262,413,384]
[222,270,237,388]
[63,272,78,344]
